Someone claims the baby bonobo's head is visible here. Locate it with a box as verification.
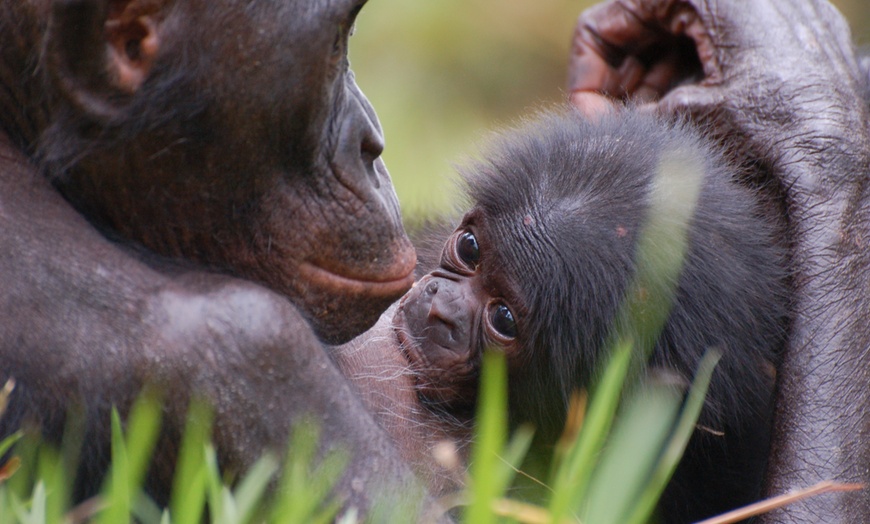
[392,107,785,442]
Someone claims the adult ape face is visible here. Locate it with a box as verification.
[41,0,415,342]
[0,0,426,512]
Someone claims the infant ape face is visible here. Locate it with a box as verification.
[393,109,785,450]
[393,209,525,407]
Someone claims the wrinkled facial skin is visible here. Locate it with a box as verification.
[46,0,415,343]
[394,217,519,407]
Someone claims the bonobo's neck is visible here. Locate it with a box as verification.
[330,304,472,498]
[0,1,52,152]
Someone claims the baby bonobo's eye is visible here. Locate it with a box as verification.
[456,231,480,268]
[490,303,517,339]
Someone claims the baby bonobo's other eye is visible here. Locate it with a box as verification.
[456,231,480,267]
[490,303,517,339]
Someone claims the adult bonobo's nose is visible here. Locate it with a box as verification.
[305,74,416,344]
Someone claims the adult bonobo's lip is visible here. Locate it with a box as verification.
[297,244,416,344]
[298,251,417,301]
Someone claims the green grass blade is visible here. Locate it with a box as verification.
[301,448,347,524]
[169,399,213,524]
[581,384,682,524]
[271,422,319,524]
[14,481,46,524]
[132,491,165,524]
[98,392,163,524]
[232,452,279,524]
[0,431,22,459]
[99,409,131,524]
[0,487,11,524]
[8,435,38,500]
[624,351,721,524]
[123,392,163,497]
[547,339,633,523]
[270,421,347,524]
[495,423,535,491]
[36,442,69,524]
[204,444,226,524]
[464,350,508,524]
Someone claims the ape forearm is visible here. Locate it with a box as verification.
[760,159,870,522]
[566,0,870,521]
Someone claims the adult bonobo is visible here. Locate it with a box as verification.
[567,0,870,522]
[0,0,423,513]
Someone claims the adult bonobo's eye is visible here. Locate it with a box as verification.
[490,303,517,339]
[456,231,480,268]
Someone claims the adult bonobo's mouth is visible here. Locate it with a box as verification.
[298,246,417,344]
[298,252,416,301]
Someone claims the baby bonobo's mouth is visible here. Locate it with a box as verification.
[392,281,479,408]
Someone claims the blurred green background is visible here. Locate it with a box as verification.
[350,0,870,218]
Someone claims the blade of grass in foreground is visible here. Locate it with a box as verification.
[36,444,65,524]
[464,350,508,524]
[581,383,682,524]
[231,451,280,524]
[204,442,280,524]
[170,399,213,524]
[99,392,162,524]
[204,444,228,524]
[103,411,131,523]
[547,338,633,523]
[624,351,720,524]
[0,432,21,463]
[270,421,347,524]
[493,423,536,496]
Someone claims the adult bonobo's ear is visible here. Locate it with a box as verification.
[45,0,164,121]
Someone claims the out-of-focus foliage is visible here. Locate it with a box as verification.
[350,0,870,217]
[840,0,870,43]
[350,0,596,216]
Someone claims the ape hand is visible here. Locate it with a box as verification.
[567,0,870,194]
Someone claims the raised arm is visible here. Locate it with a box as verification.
[567,1,870,521]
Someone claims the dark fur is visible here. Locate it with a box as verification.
[0,0,423,513]
[405,108,788,522]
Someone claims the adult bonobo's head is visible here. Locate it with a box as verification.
[10,0,414,343]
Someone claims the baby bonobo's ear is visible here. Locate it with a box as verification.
[569,91,616,121]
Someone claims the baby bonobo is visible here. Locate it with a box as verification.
[333,108,787,523]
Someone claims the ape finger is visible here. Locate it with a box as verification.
[569,91,617,120]
[567,0,716,102]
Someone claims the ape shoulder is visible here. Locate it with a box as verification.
[148,275,321,374]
